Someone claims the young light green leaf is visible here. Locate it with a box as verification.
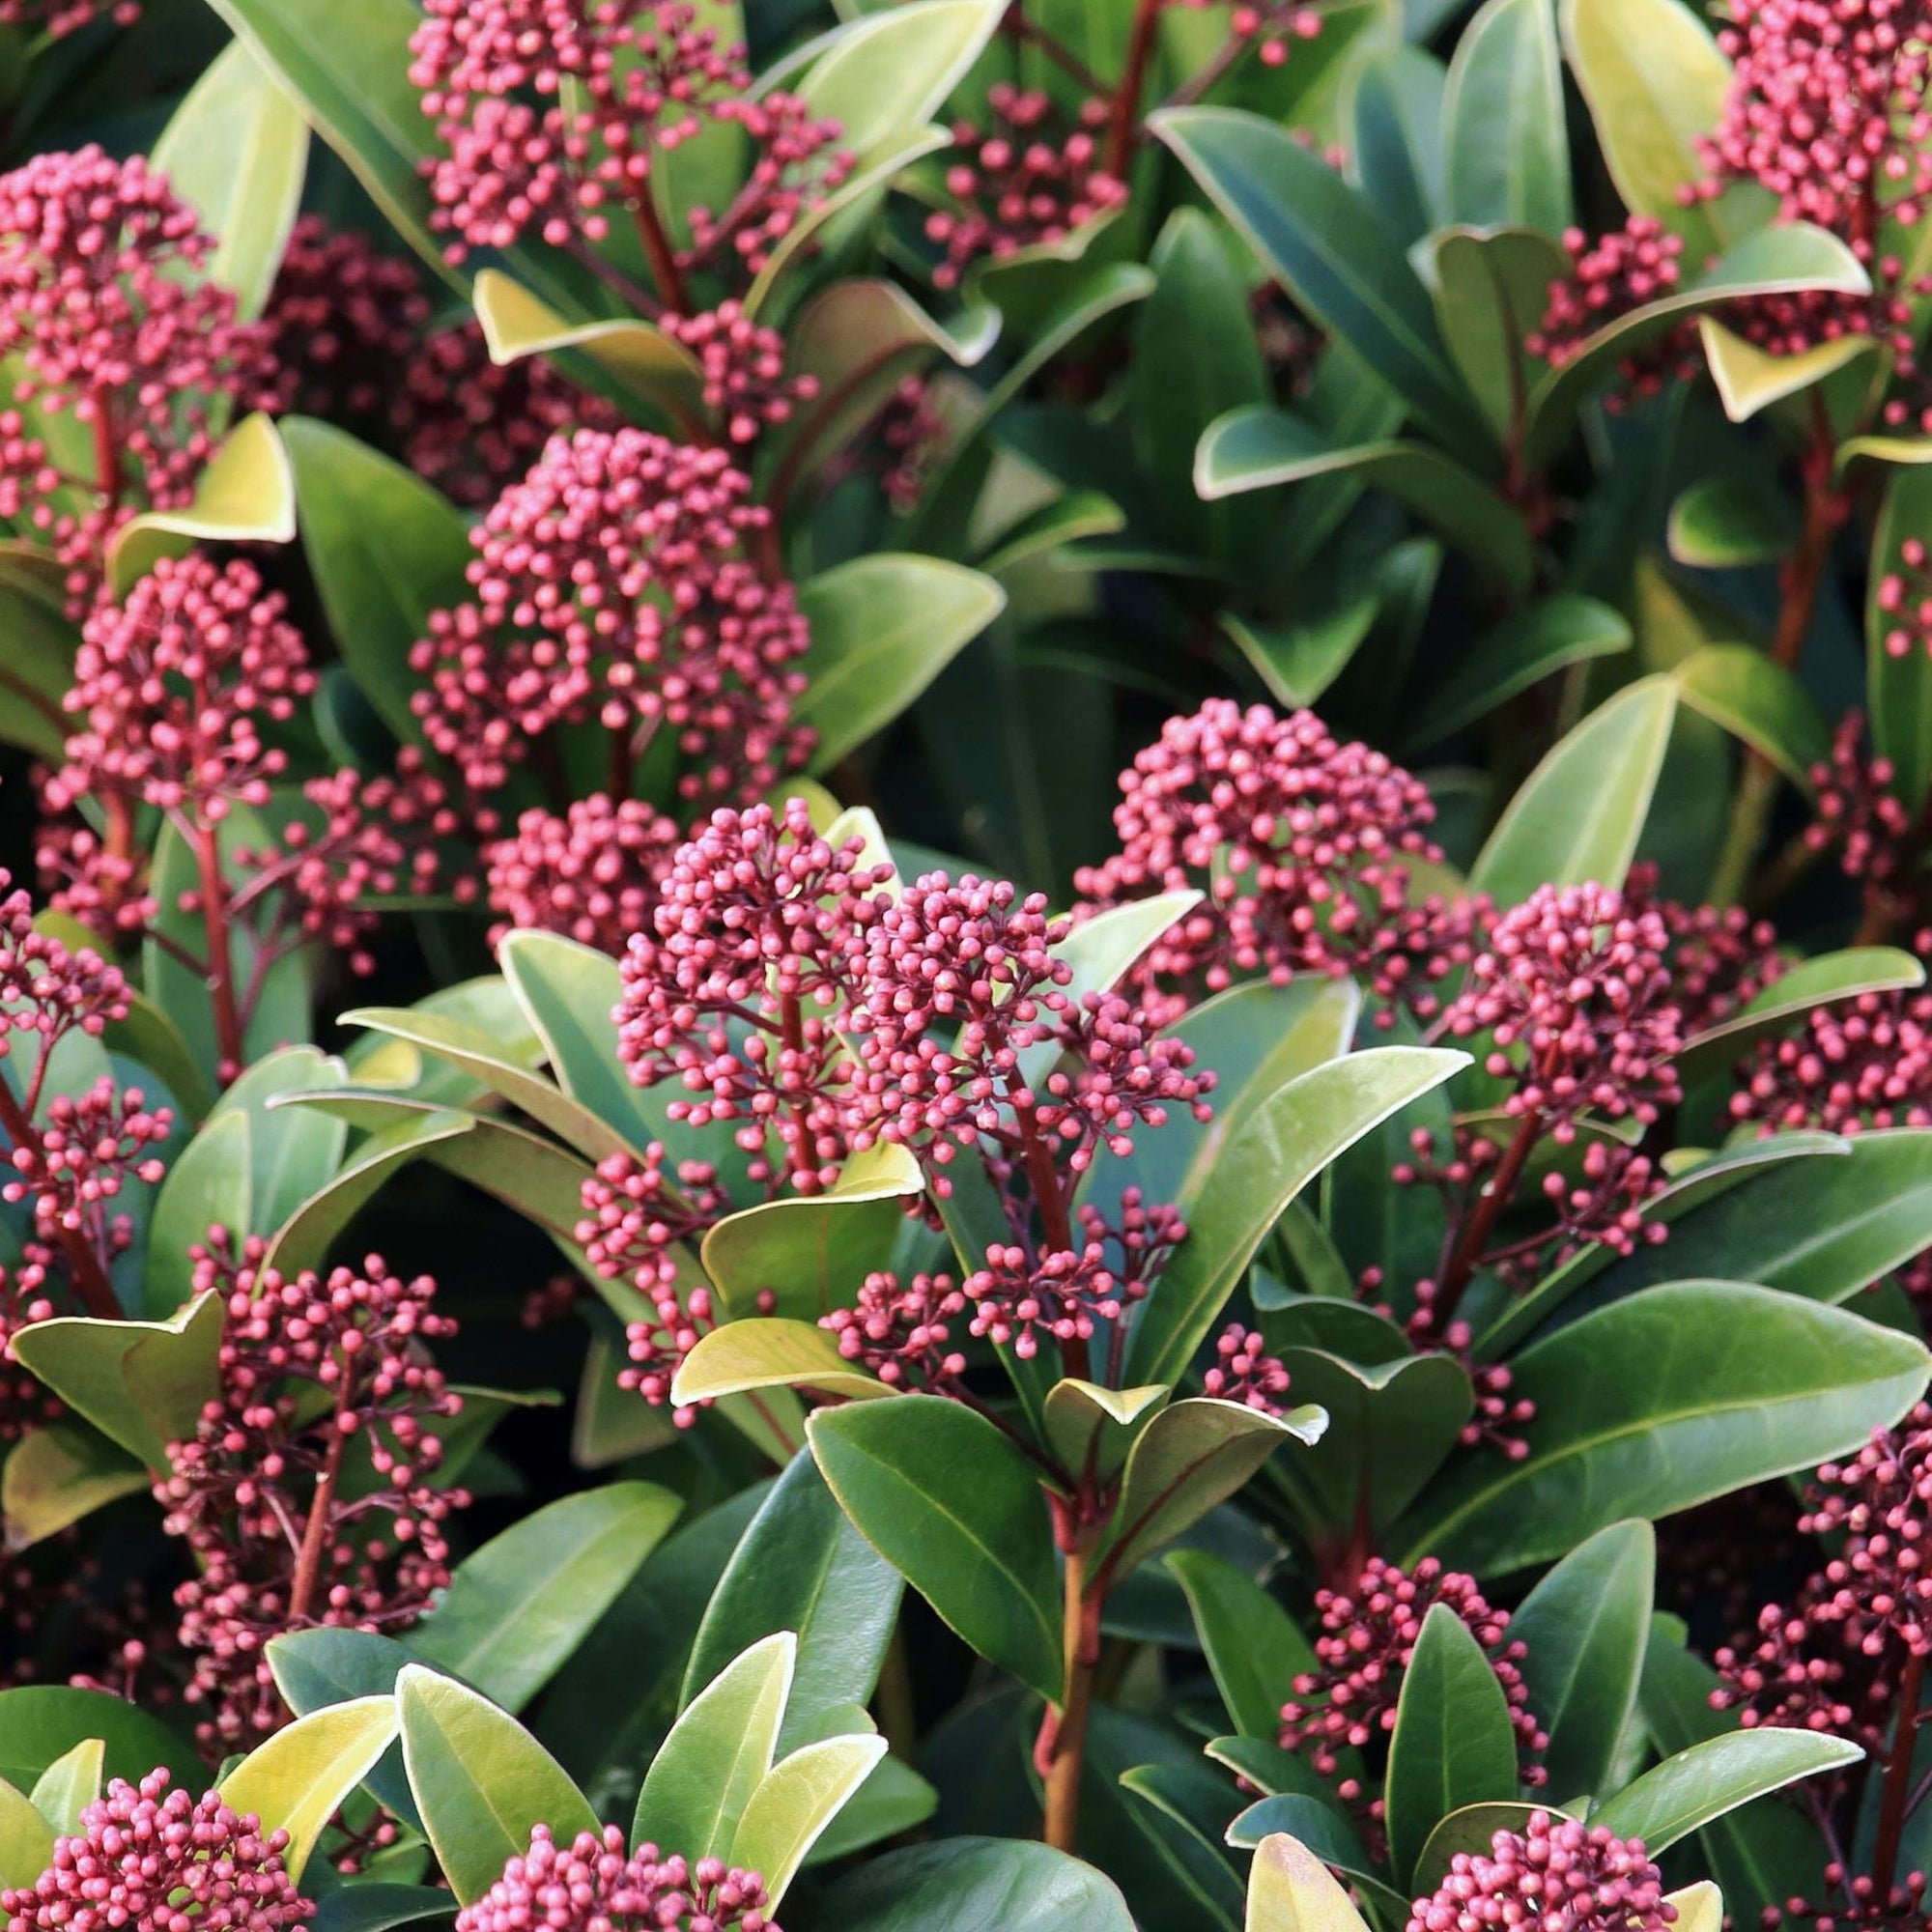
[807,1397,1063,1702]
[145,1109,252,1316]
[1699,318,1871,423]
[406,1483,683,1712]
[107,415,296,594]
[1041,1381,1169,1491]
[0,1778,53,1891]
[28,1740,101,1835]
[1246,1828,1378,1932]
[219,1697,400,1883]
[730,1733,888,1903]
[1675,643,1832,785]
[398,1666,597,1906]
[635,1633,795,1861]
[2,1425,148,1548]
[672,1320,896,1407]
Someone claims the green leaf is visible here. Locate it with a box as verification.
[0,1777,54,1890]
[1408,596,1632,748]
[795,556,1005,773]
[683,1450,902,1749]
[730,1733,888,1903]
[1870,463,1932,810]
[1351,48,1449,250]
[397,1666,597,1907]
[805,1754,938,1864]
[1167,1551,1316,1740]
[1395,1280,1931,1574]
[1,1424,148,1548]
[267,1629,419,1830]
[1509,1520,1654,1802]
[806,1838,1135,1932]
[471,272,706,431]
[1676,643,1832,784]
[1261,1351,1471,1559]
[1699,318,1872,423]
[1225,599,1380,712]
[807,1396,1063,1702]
[1384,1605,1520,1886]
[106,414,296,594]
[1591,1729,1863,1853]
[1127,1044,1468,1387]
[1430,227,1571,441]
[699,1147,924,1320]
[1668,473,1799,568]
[283,418,470,746]
[0,585,77,761]
[407,1483,681,1712]
[1558,0,1736,254]
[1676,949,1923,1078]
[1152,106,1489,452]
[10,1291,224,1469]
[1131,210,1269,561]
[1196,410,1530,594]
[1443,0,1570,234]
[1244,1823,1379,1932]
[1410,1804,1568,1892]
[150,38,309,319]
[219,1697,400,1883]
[219,1046,353,1232]
[672,1319,895,1406]
[1040,1380,1169,1491]
[28,1740,101,1835]
[0,1688,200,1795]
[635,1633,794,1861]
[1470,675,1679,903]
[146,1108,252,1316]
[311,1887,452,1932]
[1097,1398,1326,1583]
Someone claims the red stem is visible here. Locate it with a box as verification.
[1432,1106,1544,1329]
[288,1378,353,1627]
[90,385,120,516]
[1873,1646,1926,1904]
[1037,1494,1103,1852]
[1103,0,1163,181]
[632,196,691,316]
[191,818,246,1083]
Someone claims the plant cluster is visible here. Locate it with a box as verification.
[12,0,1932,1930]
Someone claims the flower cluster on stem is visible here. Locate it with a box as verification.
[456,1825,777,1932]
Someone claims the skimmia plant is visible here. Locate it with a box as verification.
[16,0,1932,1928]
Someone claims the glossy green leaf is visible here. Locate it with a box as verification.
[1870,463,1932,810]
[283,418,470,745]
[398,1666,597,1906]
[1127,1045,1468,1386]
[1471,675,1679,903]
[1667,473,1799,568]
[145,1108,252,1316]
[807,1397,1063,1702]
[1592,1729,1863,1853]
[1409,596,1632,748]
[1430,226,1571,441]
[1443,0,1569,234]
[1676,949,1923,1078]
[1411,1804,1567,1892]
[0,586,77,761]
[267,1629,419,1830]
[1168,1551,1316,1740]
[1396,1281,1931,1573]
[1225,599,1380,712]
[730,1733,888,1903]
[107,415,296,594]
[635,1633,794,1861]
[807,1837,1135,1932]
[1676,643,1832,784]
[0,1688,200,1795]
[1152,106,1489,451]
[408,1483,682,1712]
[1096,1398,1325,1583]
[1385,1605,1520,1885]
[1196,410,1530,593]
[672,1319,895,1406]
[1351,48,1449,249]
[28,1740,101,1836]
[1699,318,1872,422]
[1041,1380,1169,1491]
[683,1450,901,1748]
[1509,1520,1654,1802]
[1245,1824,1379,1932]
[2,1423,148,1548]
[151,38,309,319]
[11,1291,224,1469]
[795,556,1005,773]
[219,1697,400,1882]
[1558,0,1736,253]
[805,1754,938,1864]
[0,1778,54,1890]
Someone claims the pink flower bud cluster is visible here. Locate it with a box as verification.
[156,1244,467,1747]
[0,1771,311,1932]
[1202,1322,1293,1413]
[1715,1402,1932,1751]
[1076,698,1480,1028]
[412,428,812,805]
[1878,536,1932,660]
[46,554,315,822]
[1444,882,1686,1138]
[1279,1557,1548,1811]
[1808,713,1915,884]
[0,0,137,35]
[1632,865,1786,1035]
[1527,217,1696,394]
[822,1270,969,1390]
[0,1245,63,1442]
[663,301,816,447]
[876,376,947,513]
[1731,981,1932,1135]
[1405,1812,1675,1932]
[409,0,848,290]
[964,1240,1121,1359]
[0,149,277,608]
[456,1825,776,1932]
[576,1145,737,1424]
[925,85,1127,292]
[485,795,685,952]
[615,801,890,1192]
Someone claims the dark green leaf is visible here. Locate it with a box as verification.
[802,1837,1135,1932]
[1443,0,1570,234]
[1592,1730,1863,1853]
[1409,595,1632,748]
[1167,1551,1316,1740]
